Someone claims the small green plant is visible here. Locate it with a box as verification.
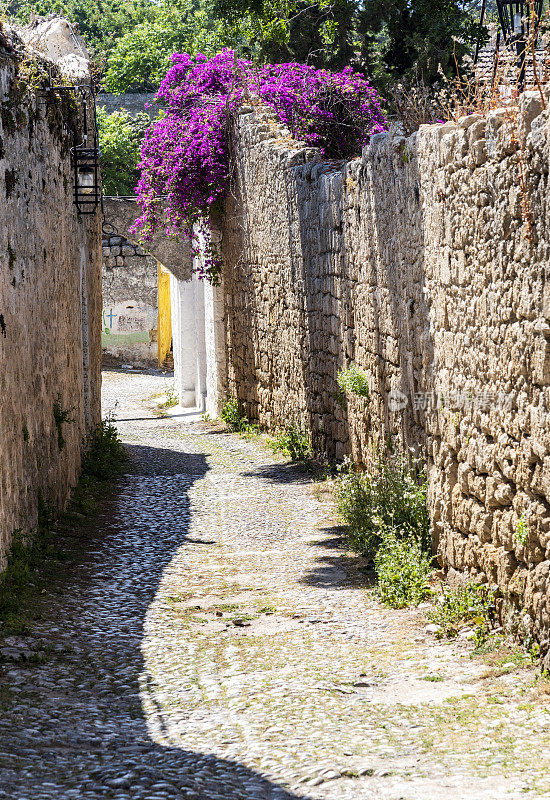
[157,383,178,410]
[401,143,413,164]
[374,527,432,608]
[514,513,528,546]
[427,583,496,640]
[221,397,249,432]
[337,364,370,400]
[53,396,74,451]
[80,415,126,481]
[268,425,312,462]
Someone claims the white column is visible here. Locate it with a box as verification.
[171,276,199,408]
[204,275,227,419]
[194,274,207,411]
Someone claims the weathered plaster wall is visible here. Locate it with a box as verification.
[0,27,101,567]
[101,232,159,366]
[221,96,550,660]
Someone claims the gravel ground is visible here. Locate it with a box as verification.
[1,369,549,800]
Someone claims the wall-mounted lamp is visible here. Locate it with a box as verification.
[46,84,101,215]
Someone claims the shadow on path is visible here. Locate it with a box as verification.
[0,442,312,800]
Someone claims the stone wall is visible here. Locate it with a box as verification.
[220,96,550,661]
[101,232,159,366]
[0,24,101,567]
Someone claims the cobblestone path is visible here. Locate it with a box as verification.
[1,370,550,800]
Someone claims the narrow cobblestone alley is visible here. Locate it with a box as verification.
[1,370,550,800]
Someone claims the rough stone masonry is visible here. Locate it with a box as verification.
[0,20,101,566]
[219,94,550,662]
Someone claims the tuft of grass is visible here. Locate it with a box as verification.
[268,425,312,462]
[157,383,178,411]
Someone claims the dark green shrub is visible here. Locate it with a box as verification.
[269,426,312,462]
[334,451,429,560]
[81,416,127,480]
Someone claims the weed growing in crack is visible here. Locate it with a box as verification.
[514,513,528,546]
[427,583,497,642]
[53,395,74,451]
[157,383,178,411]
[336,364,370,400]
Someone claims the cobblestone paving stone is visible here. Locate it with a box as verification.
[1,370,550,800]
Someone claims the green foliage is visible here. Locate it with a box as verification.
[427,582,497,640]
[158,383,178,410]
[335,450,431,608]
[6,0,152,69]
[97,107,150,196]
[214,0,486,84]
[374,527,432,608]
[337,364,370,400]
[334,451,429,561]
[221,397,249,432]
[103,0,228,92]
[268,425,312,462]
[7,0,238,93]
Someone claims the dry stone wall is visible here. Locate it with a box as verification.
[220,96,550,661]
[0,28,101,567]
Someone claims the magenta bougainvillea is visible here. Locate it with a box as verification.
[132,50,386,282]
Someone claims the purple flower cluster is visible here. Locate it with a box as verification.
[132,50,386,282]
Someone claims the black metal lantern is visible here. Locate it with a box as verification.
[71,139,100,214]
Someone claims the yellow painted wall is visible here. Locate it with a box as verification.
[157,264,172,367]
